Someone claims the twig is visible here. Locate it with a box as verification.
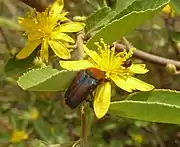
[151,124,166,147]
[115,43,180,69]
[163,12,180,58]
[76,30,87,147]
[19,0,48,12]
[81,104,88,147]
[72,139,81,147]
[76,30,85,60]
[122,37,132,48]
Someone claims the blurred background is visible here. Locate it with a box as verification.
[1,0,180,146]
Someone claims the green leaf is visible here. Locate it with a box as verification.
[17,66,77,91]
[0,17,22,30]
[109,89,180,124]
[170,0,180,14]
[4,50,37,77]
[0,132,11,143]
[115,0,169,19]
[85,7,117,35]
[114,0,136,13]
[172,31,180,43]
[86,0,169,49]
[33,118,54,142]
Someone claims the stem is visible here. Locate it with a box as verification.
[81,104,88,147]
[151,124,166,147]
[76,30,85,60]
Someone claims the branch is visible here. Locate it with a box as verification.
[115,43,180,69]
[19,0,48,12]
[81,104,88,147]
[76,30,85,60]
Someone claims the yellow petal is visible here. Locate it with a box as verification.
[28,32,42,42]
[57,22,85,32]
[162,4,172,14]
[126,76,155,91]
[110,75,132,92]
[110,75,154,92]
[83,45,101,65]
[52,32,75,43]
[94,82,111,119]
[40,39,49,62]
[60,60,95,70]
[49,0,64,17]
[128,64,149,74]
[162,4,175,17]
[16,39,41,59]
[49,40,70,59]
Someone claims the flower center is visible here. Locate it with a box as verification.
[36,12,58,38]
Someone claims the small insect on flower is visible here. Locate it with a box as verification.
[16,0,85,62]
[60,39,154,119]
[64,69,101,109]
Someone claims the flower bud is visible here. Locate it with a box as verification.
[33,57,45,67]
[176,42,180,50]
[166,63,177,74]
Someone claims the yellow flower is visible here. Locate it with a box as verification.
[10,130,28,143]
[162,4,175,17]
[132,134,144,143]
[29,107,39,120]
[59,39,154,119]
[16,0,85,62]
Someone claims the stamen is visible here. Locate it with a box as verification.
[125,48,135,59]
[95,42,102,51]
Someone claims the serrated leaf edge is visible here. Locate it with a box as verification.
[110,100,180,109]
[17,66,70,90]
[115,0,137,13]
[126,89,180,99]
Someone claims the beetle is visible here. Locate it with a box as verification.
[64,69,102,109]
[64,59,132,109]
